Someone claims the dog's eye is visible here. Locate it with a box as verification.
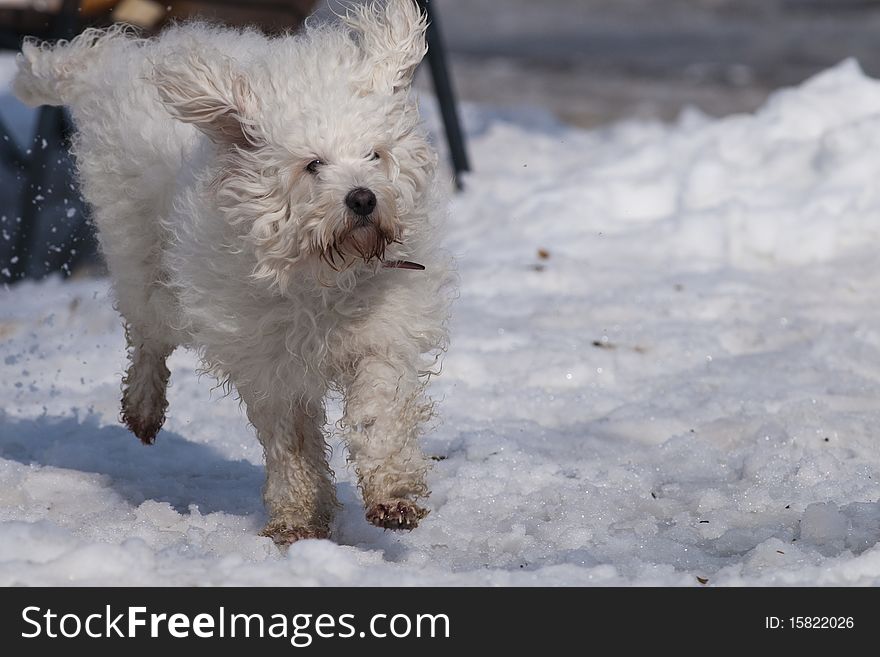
[306,159,323,174]
[370,151,381,161]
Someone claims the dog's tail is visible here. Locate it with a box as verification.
[13,24,137,107]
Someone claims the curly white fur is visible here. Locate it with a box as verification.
[14,0,455,543]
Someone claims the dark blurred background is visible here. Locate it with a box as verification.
[4,0,880,282]
[415,0,880,126]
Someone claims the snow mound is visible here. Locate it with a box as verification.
[3,59,880,585]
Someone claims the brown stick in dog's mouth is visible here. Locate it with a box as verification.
[382,260,426,271]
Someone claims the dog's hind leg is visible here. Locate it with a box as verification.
[239,390,337,545]
[342,356,432,531]
[121,322,174,445]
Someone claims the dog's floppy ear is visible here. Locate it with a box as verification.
[151,51,260,146]
[347,0,428,95]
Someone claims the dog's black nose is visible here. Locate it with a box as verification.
[345,188,377,217]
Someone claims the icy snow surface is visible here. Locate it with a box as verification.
[3,58,880,585]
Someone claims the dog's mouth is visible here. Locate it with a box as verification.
[320,222,394,270]
[319,219,424,272]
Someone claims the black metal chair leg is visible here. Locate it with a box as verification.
[418,0,470,189]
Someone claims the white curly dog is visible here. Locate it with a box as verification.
[13,0,454,545]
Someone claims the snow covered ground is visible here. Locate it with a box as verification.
[4,56,880,585]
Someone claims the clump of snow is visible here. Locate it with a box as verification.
[3,57,880,585]
[799,503,849,555]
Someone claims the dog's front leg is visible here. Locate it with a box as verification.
[121,323,175,445]
[343,355,432,531]
[240,391,337,545]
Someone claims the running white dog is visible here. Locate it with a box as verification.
[13,0,454,545]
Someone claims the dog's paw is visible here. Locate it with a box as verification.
[366,500,428,531]
[121,410,164,445]
[260,521,330,547]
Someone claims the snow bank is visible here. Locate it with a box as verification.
[3,57,880,585]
